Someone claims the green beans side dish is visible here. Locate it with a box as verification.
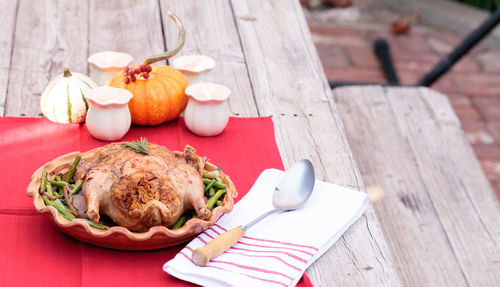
[39,155,110,230]
[171,169,227,229]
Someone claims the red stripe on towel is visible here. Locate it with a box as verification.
[203,231,215,239]
[211,224,319,251]
[185,246,303,272]
[230,247,308,264]
[243,235,319,251]
[224,251,302,272]
[197,236,208,244]
[205,228,313,257]
[208,226,222,235]
[210,259,294,280]
[212,224,227,232]
[178,251,288,287]
[235,241,314,256]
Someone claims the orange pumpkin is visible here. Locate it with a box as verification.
[107,12,189,126]
[107,65,188,125]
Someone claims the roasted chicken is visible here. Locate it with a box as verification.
[74,143,210,232]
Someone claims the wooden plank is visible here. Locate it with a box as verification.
[88,0,164,67]
[159,0,258,117]
[334,86,500,286]
[230,1,401,285]
[0,0,18,116]
[5,0,88,117]
[386,87,500,286]
[334,86,469,286]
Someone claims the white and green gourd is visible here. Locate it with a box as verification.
[40,68,98,124]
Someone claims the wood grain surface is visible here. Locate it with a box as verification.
[230,1,400,285]
[160,0,258,118]
[0,0,18,116]
[89,0,164,67]
[5,0,88,117]
[335,86,500,286]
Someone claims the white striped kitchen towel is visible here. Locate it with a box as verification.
[163,168,369,287]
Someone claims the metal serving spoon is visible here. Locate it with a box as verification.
[192,159,315,266]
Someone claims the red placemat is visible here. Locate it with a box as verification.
[0,117,313,287]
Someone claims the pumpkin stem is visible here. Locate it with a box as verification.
[141,12,185,66]
[63,68,72,77]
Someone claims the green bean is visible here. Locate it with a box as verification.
[48,198,76,221]
[171,215,188,229]
[49,181,65,198]
[209,187,215,197]
[215,182,227,189]
[46,182,57,197]
[202,178,227,189]
[48,180,67,188]
[54,175,64,196]
[70,180,82,196]
[42,192,59,200]
[216,200,222,207]
[217,165,221,172]
[61,185,78,216]
[204,179,216,193]
[48,178,68,197]
[65,155,81,183]
[55,200,76,221]
[84,219,109,230]
[42,179,74,220]
[41,194,52,207]
[40,171,48,194]
[69,180,82,206]
[202,170,220,179]
[206,189,226,210]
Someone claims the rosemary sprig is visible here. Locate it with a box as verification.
[121,137,149,155]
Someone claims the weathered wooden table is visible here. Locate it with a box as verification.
[7,0,498,286]
[0,0,400,285]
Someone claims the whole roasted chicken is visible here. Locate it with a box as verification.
[74,143,211,232]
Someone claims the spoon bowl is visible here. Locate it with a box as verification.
[273,159,315,210]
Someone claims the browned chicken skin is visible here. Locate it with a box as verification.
[75,143,210,232]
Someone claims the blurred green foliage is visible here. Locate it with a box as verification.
[458,0,500,12]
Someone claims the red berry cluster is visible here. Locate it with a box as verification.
[122,65,152,84]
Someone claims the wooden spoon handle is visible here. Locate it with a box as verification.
[192,226,244,266]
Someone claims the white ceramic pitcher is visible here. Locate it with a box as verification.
[184,82,230,137]
[85,86,133,141]
[88,51,133,86]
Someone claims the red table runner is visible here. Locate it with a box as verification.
[0,117,313,287]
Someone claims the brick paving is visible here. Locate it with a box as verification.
[308,22,500,200]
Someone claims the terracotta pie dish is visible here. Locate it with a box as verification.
[26,149,237,250]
